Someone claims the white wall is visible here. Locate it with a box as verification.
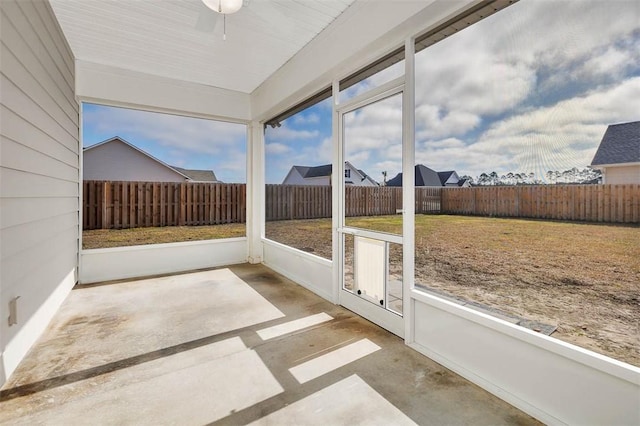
[0,0,79,385]
[76,61,251,123]
[263,239,334,302]
[410,291,640,425]
[83,139,186,182]
[603,164,640,184]
[80,239,247,284]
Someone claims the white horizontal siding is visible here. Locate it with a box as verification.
[1,44,76,132]
[2,137,79,182]
[0,197,78,230]
[1,105,78,167]
[1,224,78,294]
[0,168,78,198]
[1,213,78,261]
[14,0,74,89]
[1,2,75,113]
[0,74,76,149]
[0,0,78,385]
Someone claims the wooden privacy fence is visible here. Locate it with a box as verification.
[265,184,441,220]
[84,182,639,229]
[441,184,640,223]
[83,181,246,230]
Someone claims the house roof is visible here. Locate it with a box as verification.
[84,136,191,180]
[437,171,456,185]
[387,165,443,187]
[172,167,218,182]
[302,164,333,178]
[358,169,378,186]
[84,137,218,182]
[289,162,378,185]
[591,121,640,166]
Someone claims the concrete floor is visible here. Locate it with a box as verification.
[0,264,540,425]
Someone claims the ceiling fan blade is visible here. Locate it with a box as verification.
[195,2,218,33]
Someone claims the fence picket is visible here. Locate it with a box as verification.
[83,181,639,230]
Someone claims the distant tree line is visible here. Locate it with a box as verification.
[461,168,602,186]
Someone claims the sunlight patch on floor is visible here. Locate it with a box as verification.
[257,312,334,340]
[251,374,416,426]
[289,339,381,384]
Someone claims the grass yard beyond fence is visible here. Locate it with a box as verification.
[84,215,639,366]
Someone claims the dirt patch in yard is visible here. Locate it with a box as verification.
[266,215,640,366]
[83,224,245,249]
[84,216,639,365]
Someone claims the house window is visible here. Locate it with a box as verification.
[345,169,351,178]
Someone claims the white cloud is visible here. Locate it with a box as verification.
[264,124,320,142]
[83,105,246,155]
[409,0,640,178]
[263,0,640,183]
[293,113,320,125]
[582,46,633,78]
[265,142,291,155]
[461,77,640,176]
[415,106,481,140]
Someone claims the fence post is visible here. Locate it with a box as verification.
[179,183,185,226]
[102,181,109,229]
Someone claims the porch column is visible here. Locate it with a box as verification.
[247,121,264,263]
[402,37,416,344]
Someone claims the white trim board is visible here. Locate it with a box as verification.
[410,293,640,425]
[80,238,247,284]
[262,239,333,302]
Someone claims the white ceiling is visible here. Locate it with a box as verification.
[50,0,355,94]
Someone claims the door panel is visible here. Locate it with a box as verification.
[339,90,404,337]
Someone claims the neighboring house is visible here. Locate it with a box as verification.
[590,121,640,184]
[387,164,465,187]
[172,167,218,183]
[282,161,378,186]
[437,170,471,187]
[457,178,472,187]
[83,137,219,182]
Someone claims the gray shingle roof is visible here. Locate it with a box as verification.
[290,162,377,184]
[437,171,455,185]
[172,166,218,182]
[302,164,332,178]
[387,165,443,187]
[591,121,640,166]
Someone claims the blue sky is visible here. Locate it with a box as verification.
[83,1,639,185]
[266,0,640,184]
[82,104,247,183]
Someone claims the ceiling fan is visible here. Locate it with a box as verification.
[195,0,293,40]
[196,0,246,39]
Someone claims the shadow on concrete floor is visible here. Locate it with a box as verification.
[0,264,540,425]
